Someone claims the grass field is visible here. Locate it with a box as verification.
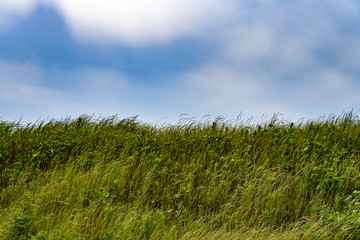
[1,113,360,239]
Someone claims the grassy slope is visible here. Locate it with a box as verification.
[0,114,360,239]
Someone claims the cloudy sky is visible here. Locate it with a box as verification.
[1,0,359,124]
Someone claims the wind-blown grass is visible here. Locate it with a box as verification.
[0,113,360,239]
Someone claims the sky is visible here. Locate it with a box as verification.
[1,0,360,124]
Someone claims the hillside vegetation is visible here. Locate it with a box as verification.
[1,113,360,239]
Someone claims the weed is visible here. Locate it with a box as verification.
[0,112,360,239]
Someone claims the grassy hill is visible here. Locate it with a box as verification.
[1,113,360,239]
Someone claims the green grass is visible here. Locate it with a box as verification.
[1,113,360,239]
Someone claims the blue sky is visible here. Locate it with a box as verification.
[1,0,360,124]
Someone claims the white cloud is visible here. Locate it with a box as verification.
[221,1,360,70]
[316,70,352,91]
[0,0,237,45]
[168,63,298,122]
[0,60,69,121]
[0,0,37,14]
[168,62,360,124]
[167,0,360,122]
[46,0,237,46]
[0,0,38,30]
[0,61,193,123]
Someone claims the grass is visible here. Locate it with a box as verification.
[0,112,360,239]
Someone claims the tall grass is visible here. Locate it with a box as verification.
[0,113,360,239]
